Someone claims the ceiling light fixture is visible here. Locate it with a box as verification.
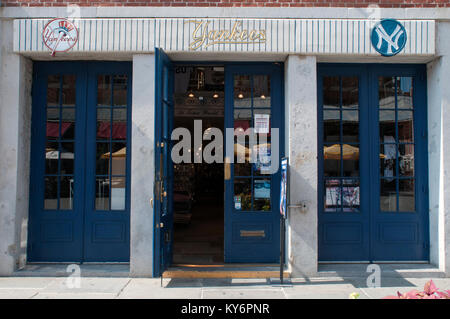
[238,93,244,99]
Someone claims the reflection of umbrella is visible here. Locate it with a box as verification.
[234,143,251,157]
[46,150,74,159]
[324,144,386,160]
[101,147,126,159]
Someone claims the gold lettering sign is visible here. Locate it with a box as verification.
[187,20,266,51]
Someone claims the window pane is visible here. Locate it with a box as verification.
[379,110,396,139]
[97,108,111,139]
[379,77,396,109]
[254,179,271,211]
[323,110,340,143]
[95,177,110,210]
[96,142,110,175]
[111,177,126,210]
[62,75,76,107]
[97,75,111,106]
[46,108,60,139]
[60,142,75,175]
[234,178,252,211]
[343,148,359,177]
[380,178,397,211]
[342,110,359,143]
[399,144,414,177]
[61,108,76,140]
[113,75,128,106]
[397,77,413,109]
[399,179,415,212]
[398,110,414,143]
[47,75,60,106]
[380,143,396,178]
[253,75,270,107]
[44,176,58,210]
[341,77,358,108]
[324,145,341,177]
[324,179,340,212]
[342,179,359,212]
[45,140,59,174]
[234,75,251,107]
[59,176,73,210]
[111,142,126,175]
[323,77,340,107]
[112,108,127,140]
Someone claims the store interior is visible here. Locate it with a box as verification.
[172,65,225,265]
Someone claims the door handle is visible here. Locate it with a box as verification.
[150,198,153,208]
[224,156,231,181]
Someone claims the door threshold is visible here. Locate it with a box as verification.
[164,264,290,279]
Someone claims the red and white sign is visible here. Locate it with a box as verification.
[42,18,78,56]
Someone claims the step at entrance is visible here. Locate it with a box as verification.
[163,265,290,279]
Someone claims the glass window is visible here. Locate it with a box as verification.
[95,74,129,211]
[233,74,272,212]
[44,75,76,211]
[322,76,360,213]
[378,76,415,212]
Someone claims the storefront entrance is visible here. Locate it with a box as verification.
[318,64,429,262]
[154,49,284,275]
[28,62,132,262]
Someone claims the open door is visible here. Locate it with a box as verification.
[154,48,174,276]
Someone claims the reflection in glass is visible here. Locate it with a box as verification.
[113,108,127,140]
[379,77,396,109]
[97,108,111,139]
[96,142,110,175]
[323,77,340,107]
[379,110,395,139]
[234,178,252,211]
[399,179,415,211]
[47,75,60,106]
[113,75,128,106]
[45,140,59,174]
[111,176,126,210]
[44,176,58,210]
[397,77,413,109]
[111,142,127,175]
[234,75,251,107]
[380,178,396,211]
[95,177,110,210]
[380,143,397,177]
[342,179,360,212]
[398,111,414,143]
[399,144,414,177]
[60,142,75,175]
[323,110,340,143]
[61,108,76,139]
[59,176,73,210]
[253,75,271,107]
[62,75,76,106]
[342,110,359,143]
[324,179,340,212]
[97,75,111,106]
[341,77,359,108]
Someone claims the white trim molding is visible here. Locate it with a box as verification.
[14,18,435,56]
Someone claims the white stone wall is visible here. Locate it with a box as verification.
[285,55,318,277]
[0,19,32,275]
[427,21,450,275]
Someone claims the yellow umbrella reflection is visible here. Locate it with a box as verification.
[324,144,386,160]
[101,147,126,159]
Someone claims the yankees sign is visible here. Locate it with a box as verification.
[371,19,407,57]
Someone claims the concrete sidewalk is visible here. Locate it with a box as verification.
[0,276,449,299]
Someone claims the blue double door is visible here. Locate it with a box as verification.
[28,62,132,262]
[154,49,284,275]
[318,64,429,262]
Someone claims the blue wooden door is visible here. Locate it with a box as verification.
[318,64,429,262]
[28,61,131,262]
[224,64,284,263]
[154,48,174,274]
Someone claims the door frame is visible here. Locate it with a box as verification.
[317,63,430,262]
[153,61,285,276]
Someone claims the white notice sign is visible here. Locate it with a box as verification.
[254,114,270,134]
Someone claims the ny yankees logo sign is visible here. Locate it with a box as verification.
[371,19,407,57]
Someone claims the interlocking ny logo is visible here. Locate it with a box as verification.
[371,19,407,57]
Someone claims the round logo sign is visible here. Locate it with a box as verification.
[43,18,78,56]
[371,19,407,57]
